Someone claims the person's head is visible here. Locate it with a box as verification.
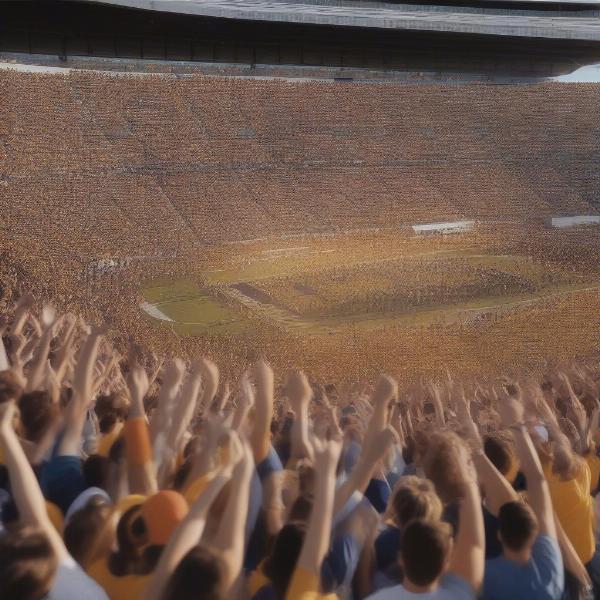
[0,526,58,600]
[400,519,452,590]
[83,454,110,489]
[162,545,226,600]
[287,493,313,524]
[95,393,128,434]
[0,370,22,403]
[498,501,538,559]
[263,523,306,599]
[390,476,442,528]
[422,432,469,505]
[18,391,59,443]
[109,491,188,576]
[484,433,519,483]
[63,495,113,567]
[552,436,580,480]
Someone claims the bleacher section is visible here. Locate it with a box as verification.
[1,70,599,261]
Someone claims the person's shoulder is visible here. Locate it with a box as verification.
[50,557,110,600]
[532,534,560,557]
[364,584,404,600]
[440,572,477,599]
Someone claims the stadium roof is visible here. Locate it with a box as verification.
[86,0,600,41]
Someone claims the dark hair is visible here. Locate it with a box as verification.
[484,434,514,477]
[0,370,23,403]
[263,523,306,599]
[18,391,58,442]
[64,498,112,566]
[162,545,226,600]
[287,494,313,523]
[401,520,451,586]
[83,454,110,489]
[498,501,538,552]
[108,505,163,576]
[0,526,58,600]
[95,394,128,434]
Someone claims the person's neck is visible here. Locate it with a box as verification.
[403,578,439,594]
[503,546,532,565]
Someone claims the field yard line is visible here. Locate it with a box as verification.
[461,283,600,313]
[140,302,174,322]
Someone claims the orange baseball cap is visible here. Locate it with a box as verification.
[140,490,189,545]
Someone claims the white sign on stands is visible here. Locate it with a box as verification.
[550,216,600,228]
[412,220,475,234]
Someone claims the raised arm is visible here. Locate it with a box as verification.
[24,305,58,393]
[333,425,398,514]
[456,392,518,516]
[150,358,184,443]
[498,389,557,540]
[212,436,254,595]
[126,362,157,495]
[58,327,104,456]
[296,436,343,576]
[286,371,314,462]
[0,401,68,561]
[144,469,232,600]
[198,358,219,418]
[448,442,485,593]
[362,375,397,449]
[251,360,274,463]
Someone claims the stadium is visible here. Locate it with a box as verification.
[3,3,600,600]
[2,0,600,380]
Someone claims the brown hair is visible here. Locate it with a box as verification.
[162,546,226,600]
[422,432,468,504]
[401,519,452,586]
[498,501,538,552]
[95,393,128,434]
[391,476,442,528]
[64,498,113,567]
[18,391,59,443]
[484,433,516,477]
[0,526,58,600]
[108,505,163,576]
[0,370,22,403]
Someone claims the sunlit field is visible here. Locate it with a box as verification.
[140,225,600,380]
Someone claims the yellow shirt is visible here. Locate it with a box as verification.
[97,423,123,457]
[285,567,340,600]
[585,454,600,494]
[88,557,150,600]
[247,563,271,598]
[547,461,595,563]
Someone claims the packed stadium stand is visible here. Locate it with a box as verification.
[1,70,599,264]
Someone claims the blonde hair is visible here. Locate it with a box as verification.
[390,476,443,527]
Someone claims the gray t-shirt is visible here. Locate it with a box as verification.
[47,556,109,600]
[366,573,475,600]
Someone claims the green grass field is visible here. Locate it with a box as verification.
[141,233,600,338]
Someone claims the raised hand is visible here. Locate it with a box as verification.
[312,434,343,475]
[286,370,313,411]
[0,399,16,434]
[128,363,150,415]
[373,374,398,406]
[497,388,525,429]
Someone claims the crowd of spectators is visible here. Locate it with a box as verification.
[1,295,600,600]
[2,70,600,258]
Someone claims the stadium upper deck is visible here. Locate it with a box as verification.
[92,0,600,40]
[1,0,600,78]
